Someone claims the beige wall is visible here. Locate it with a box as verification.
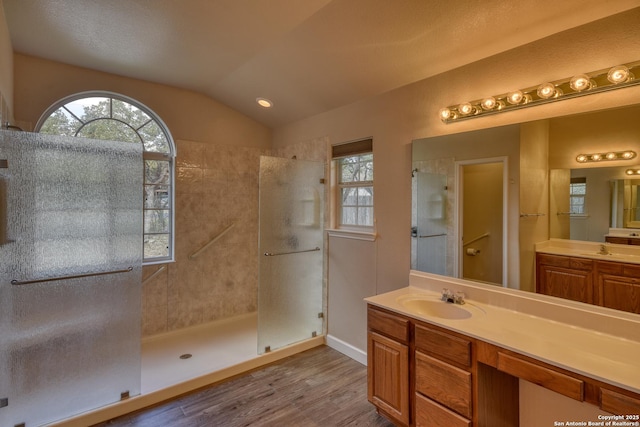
[519,120,550,292]
[13,53,272,148]
[0,0,13,123]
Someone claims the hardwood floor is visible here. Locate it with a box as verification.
[96,345,396,427]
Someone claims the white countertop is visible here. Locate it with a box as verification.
[365,271,640,394]
[535,238,640,264]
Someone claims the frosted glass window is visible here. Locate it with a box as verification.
[36,91,175,264]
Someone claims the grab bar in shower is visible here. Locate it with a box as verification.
[418,233,447,238]
[142,265,166,286]
[264,247,321,257]
[11,266,133,286]
[463,232,489,247]
[189,222,236,260]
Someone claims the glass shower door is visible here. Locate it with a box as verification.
[258,156,324,354]
[416,172,448,275]
[0,131,143,426]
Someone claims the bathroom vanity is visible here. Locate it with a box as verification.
[535,239,640,314]
[365,271,640,427]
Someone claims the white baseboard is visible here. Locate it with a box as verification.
[326,334,367,365]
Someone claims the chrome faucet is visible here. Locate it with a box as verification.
[598,244,611,255]
[441,288,466,305]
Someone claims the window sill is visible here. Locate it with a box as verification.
[327,228,377,241]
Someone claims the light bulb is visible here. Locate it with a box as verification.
[591,153,602,161]
[570,74,594,92]
[507,90,524,105]
[626,169,635,175]
[537,82,558,99]
[481,97,497,110]
[607,65,632,84]
[606,152,617,160]
[576,154,588,163]
[458,103,474,115]
[623,151,636,159]
[439,107,452,121]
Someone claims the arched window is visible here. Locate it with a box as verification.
[36,91,175,265]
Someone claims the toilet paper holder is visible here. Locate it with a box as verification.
[466,248,480,256]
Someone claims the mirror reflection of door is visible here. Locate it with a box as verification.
[459,159,505,286]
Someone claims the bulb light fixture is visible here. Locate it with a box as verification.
[440,60,640,123]
[625,169,640,176]
[575,150,636,163]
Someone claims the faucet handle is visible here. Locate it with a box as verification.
[454,291,466,305]
[441,288,453,302]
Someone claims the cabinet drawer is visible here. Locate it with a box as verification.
[601,388,640,415]
[537,253,593,271]
[415,393,471,427]
[415,324,471,367]
[416,351,472,419]
[368,306,409,343]
[623,263,640,276]
[497,353,584,401]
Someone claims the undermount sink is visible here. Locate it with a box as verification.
[397,295,485,320]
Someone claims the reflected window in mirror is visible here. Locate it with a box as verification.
[570,177,587,216]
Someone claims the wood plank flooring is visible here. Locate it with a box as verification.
[96,345,396,427]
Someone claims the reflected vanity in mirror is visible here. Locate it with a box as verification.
[412,104,640,315]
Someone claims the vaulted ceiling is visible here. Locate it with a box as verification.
[4,0,639,127]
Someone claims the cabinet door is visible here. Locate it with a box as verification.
[597,274,640,314]
[537,264,593,303]
[367,332,410,425]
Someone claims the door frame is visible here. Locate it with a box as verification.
[455,156,508,286]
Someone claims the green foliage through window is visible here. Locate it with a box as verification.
[37,92,175,263]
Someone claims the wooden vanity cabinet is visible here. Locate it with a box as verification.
[367,306,410,426]
[368,303,640,426]
[595,261,640,314]
[536,253,640,314]
[605,236,640,246]
[367,305,519,427]
[536,253,593,304]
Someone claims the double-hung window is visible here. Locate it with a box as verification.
[570,177,587,216]
[333,139,374,229]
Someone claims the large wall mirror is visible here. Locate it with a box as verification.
[412,103,640,315]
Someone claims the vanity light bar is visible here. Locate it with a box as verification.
[625,169,640,175]
[439,60,640,123]
[576,151,636,163]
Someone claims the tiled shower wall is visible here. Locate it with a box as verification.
[141,136,328,337]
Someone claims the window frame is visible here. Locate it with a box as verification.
[34,91,176,265]
[331,139,374,232]
[569,177,587,217]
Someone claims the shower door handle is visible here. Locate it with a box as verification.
[0,160,8,245]
[264,247,320,257]
[11,266,134,286]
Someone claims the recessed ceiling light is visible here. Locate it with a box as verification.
[256,97,273,108]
